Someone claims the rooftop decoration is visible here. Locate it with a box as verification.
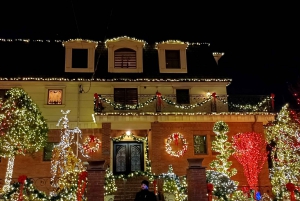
[62,38,98,47]
[105,36,147,47]
[0,77,232,83]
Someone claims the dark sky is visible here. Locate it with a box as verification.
[0,2,299,111]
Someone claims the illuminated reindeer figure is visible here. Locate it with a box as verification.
[50,110,89,188]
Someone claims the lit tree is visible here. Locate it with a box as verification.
[104,168,117,196]
[0,88,48,192]
[232,132,268,190]
[209,121,237,179]
[265,104,300,198]
[206,170,237,201]
[161,165,187,201]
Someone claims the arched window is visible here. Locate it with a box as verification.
[114,48,136,68]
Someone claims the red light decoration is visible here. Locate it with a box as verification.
[232,132,268,190]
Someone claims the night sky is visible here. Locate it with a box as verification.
[0,2,299,111]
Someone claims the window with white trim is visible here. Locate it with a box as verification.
[156,41,188,73]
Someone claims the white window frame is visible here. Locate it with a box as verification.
[156,41,188,73]
[63,40,98,73]
[106,37,144,73]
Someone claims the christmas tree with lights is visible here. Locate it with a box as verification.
[232,132,268,190]
[209,121,237,179]
[104,168,117,196]
[265,104,300,199]
[0,88,48,192]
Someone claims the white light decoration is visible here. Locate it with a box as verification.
[2,157,15,192]
[51,110,89,188]
[165,132,188,157]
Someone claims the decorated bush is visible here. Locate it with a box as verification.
[206,170,237,201]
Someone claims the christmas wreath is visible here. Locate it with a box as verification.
[83,135,101,153]
[165,132,188,157]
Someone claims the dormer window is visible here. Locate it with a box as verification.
[63,39,98,73]
[156,40,188,73]
[105,36,145,73]
[114,48,136,69]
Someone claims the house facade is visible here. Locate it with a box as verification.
[0,37,275,197]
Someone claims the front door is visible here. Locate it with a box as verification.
[113,141,144,175]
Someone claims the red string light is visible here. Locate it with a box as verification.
[232,132,268,190]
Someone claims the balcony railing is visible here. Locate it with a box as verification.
[94,94,274,114]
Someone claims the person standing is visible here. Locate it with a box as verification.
[134,180,157,201]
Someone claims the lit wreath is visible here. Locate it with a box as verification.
[165,132,188,157]
[83,135,101,153]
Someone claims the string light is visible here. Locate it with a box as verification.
[51,110,89,189]
[165,132,188,157]
[0,77,232,83]
[206,170,237,200]
[104,168,117,196]
[160,165,188,201]
[105,36,147,47]
[265,104,300,200]
[95,94,273,112]
[232,132,268,190]
[0,88,48,191]
[82,135,101,154]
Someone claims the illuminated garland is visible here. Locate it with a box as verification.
[0,77,232,83]
[97,95,212,110]
[83,135,101,153]
[165,132,188,157]
[94,93,273,112]
[227,96,272,112]
[2,177,48,201]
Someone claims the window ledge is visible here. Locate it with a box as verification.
[43,104,66,108]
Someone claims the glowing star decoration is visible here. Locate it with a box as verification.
[165,132,188,157]
[50,110,89,189]
[265,104,300,199]
[232,132,268,190]
[209,121,237,180]
[0,88,48,192]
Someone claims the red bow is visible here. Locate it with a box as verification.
[153,180,157,195]
[212,92,217,98]
[156,91,163,108]
[270,93,275,110]
[18,175,27,201]
[77,171,88,201]
[207,183,213,201]
[89,135,95,142]
[173,133,179,146]
[286,182,296,201]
